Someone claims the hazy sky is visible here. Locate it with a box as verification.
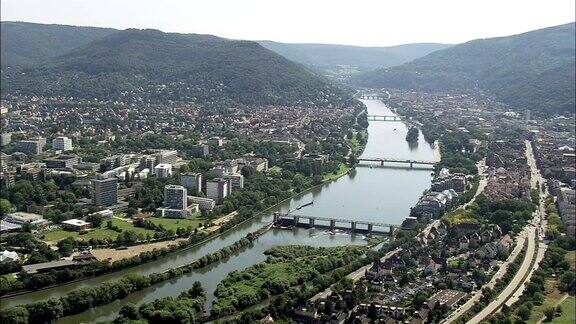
[1,0,575,46]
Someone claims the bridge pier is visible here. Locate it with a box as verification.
[367,224,373,233]
[309,218,315,228]
[273,212,280,223]
[330,219,336,230]
[293,216,299,226]
[380,160,384,166]
[410,162,413,168]
[351,221,356,233]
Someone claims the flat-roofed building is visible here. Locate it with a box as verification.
[154,163,172,178]
[154,150,178,165]
[62,218,92,231]
[91,178,118,207]
[52,136,73,151]
[44,155,79,169]
[206,178,228,204]
[4,212,49,228]
[18,138,46,155]
[188,196,216,211]
[181,172,202,194]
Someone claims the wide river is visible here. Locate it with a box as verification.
[1,99,436,322]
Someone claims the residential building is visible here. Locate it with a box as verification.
[154,163,172,178]
[44,155,79,169]
[156,185,199,218]
[206,178,228,203]
[181,172,202,194]
[208,136,224,147]
[164,185,187,210]
[91,178,118,207]
[17,138,45,155]
[188,196,216,211]
[52,136,73,151]
[224,173,244,190]
[154,150,178,165]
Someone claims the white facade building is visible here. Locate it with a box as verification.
[154,163,173,178]
[52,136,73,151]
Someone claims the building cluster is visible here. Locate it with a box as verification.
[287,219,514,324]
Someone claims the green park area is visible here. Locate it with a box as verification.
[552,296,575,324]
[442,209,479,227]
[211,245,366,316]
[42,214,203,242]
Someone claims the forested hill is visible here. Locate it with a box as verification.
[0,21,116,67]
[258,41,452,71]
[354,23,576,115]
[1,24,356,108]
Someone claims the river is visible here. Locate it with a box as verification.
[1,99,436,323]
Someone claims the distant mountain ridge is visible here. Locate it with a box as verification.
[258,41,452,71]
[354,23,576,115]
[1,22,356,108]
[1,21,117,67]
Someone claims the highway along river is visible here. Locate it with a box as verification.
[1,99,437,323]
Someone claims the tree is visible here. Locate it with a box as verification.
[57,237,76,256]
[0,306,28,324]
[544,307,556,321]
[0,199,12,217]
[517,305,531,321]
[86,213,104,228]
[119,303,140,320]
[368,302,378,321]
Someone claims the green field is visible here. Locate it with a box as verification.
[42,218,155,242]
[552,296,575,324]
[147,215,203,232]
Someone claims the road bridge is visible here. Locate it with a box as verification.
[366,115,403,121]
[357,157,437,168]
[359,95,384,100]
[273,212,400,236]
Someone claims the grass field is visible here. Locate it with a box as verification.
[147,215,203,232]
[526,280,565,323]
[552,296,575,324]
[42,218,155,242]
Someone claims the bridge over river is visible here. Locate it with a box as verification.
[273,212,401,236]
[356,157,437,168]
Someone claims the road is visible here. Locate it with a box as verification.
[505,141,549,306]
[465,140,548,323]
[443,230,528,323]
[310,247,402,301]
[461,158,488,210]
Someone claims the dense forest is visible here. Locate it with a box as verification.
[354,23,576,115]
[1,23,357,108]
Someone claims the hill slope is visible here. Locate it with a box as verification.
[258,41,452,71]
[0,21,116,67]
[354,23,576,114]
[1,27,355,107]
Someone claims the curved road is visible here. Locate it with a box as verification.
[464,141,548,323]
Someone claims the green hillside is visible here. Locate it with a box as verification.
[354,23,576,115]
